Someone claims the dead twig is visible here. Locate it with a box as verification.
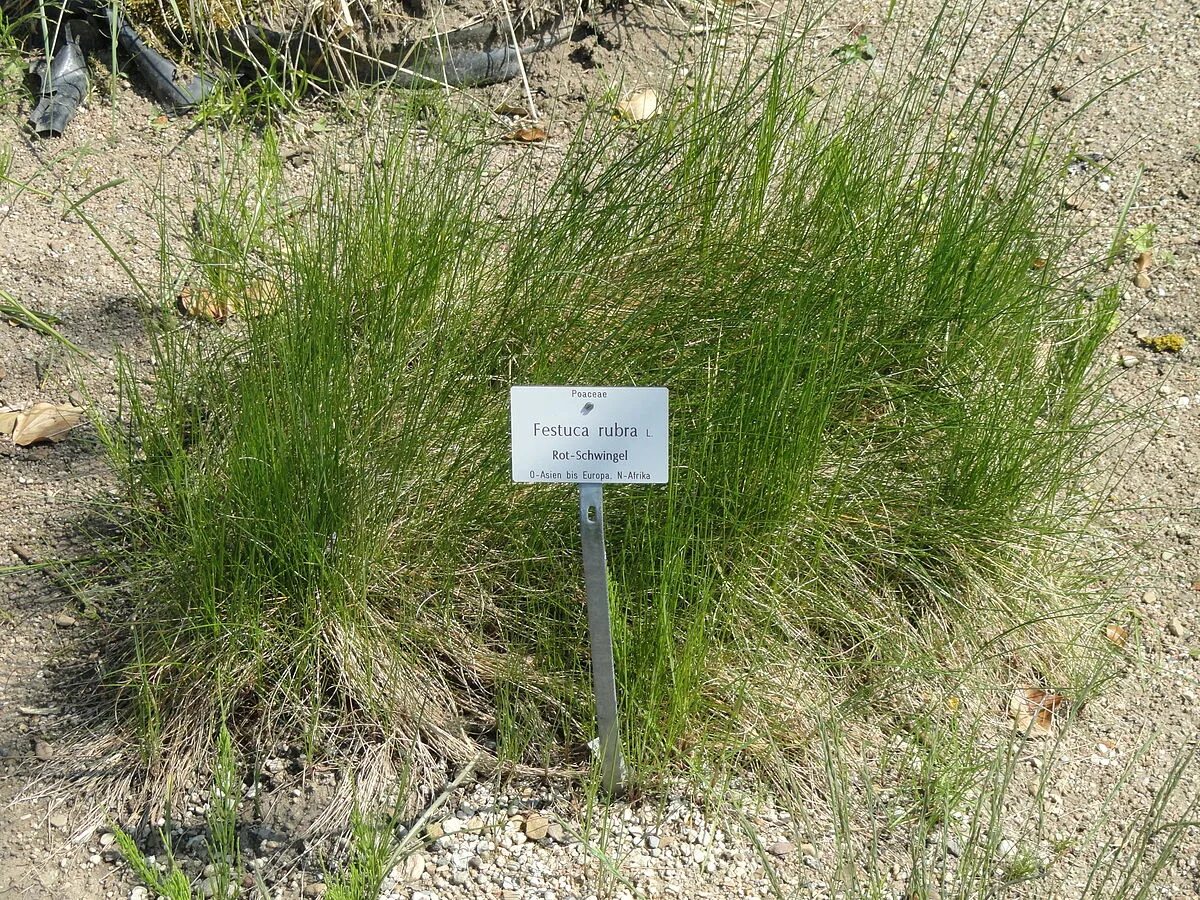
[500,0,538,121]
[393,754,481,857]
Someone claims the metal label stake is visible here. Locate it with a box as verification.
[579,482,626,797]
[510,385,668,798]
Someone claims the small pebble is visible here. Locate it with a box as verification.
[524,812,550,841]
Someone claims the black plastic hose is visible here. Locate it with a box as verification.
[233,16,567,89]
[28,19,89,136]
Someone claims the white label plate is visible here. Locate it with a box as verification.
[510,386,669,484]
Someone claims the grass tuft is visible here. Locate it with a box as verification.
[99,10,1121,815]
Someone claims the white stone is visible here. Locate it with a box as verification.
[396,852,426,882]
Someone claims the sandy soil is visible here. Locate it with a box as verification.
[0,1,1197,897]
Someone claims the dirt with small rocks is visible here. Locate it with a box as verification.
[1,1,1198,898]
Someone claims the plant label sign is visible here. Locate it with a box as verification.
[510,386,669,484]
[510,384,668,796]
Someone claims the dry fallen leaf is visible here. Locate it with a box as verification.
[505,126,547,144]
[239,279,281,318]
[616,88,659,122]
[179,280,278,321]
[1105,623,1129,648]
[494,101,530,117]
[1139,332,1186,353]
[1008,685,1069,738]
[178,285,231,322]
[11,402,83,446]
[0,406,18,437]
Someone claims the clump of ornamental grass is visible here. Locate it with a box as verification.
[97,10,1120,815]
